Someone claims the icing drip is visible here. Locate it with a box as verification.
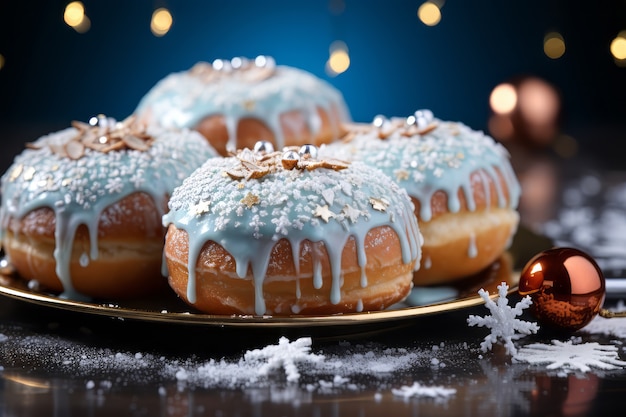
[0,122,217,299]
[323,112,521,222]
[163,146,421,315]
[468,233,477,258]
[134,57,351,151]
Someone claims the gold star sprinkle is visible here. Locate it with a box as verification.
[241,192,260,209]
[394,169,410,181]
[313,204,335,223]
[192,200,211,216]
[369,197,390,212]
[8,164,23,181]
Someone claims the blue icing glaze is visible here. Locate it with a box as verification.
[322,115,521,222]
[163,151,422,316]
[0,122,218,299]
[134,59,351,151]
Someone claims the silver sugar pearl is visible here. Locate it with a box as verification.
[212,59,232,72]
[254,140,275,154]
[255,55,275,69]
[298,144,318,159]
[231,56,249,69]
[405,115,417,126]
[282,150,300,161]
[89,114,116,128]
[372,114,388,128]
[0,257,16,275]
[414,109,434,129]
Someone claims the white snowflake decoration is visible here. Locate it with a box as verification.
[513,339,626,373]
[467,282,539,355]
[391,382,456,400]
[243,337,325,382]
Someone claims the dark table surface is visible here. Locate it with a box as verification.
[1,150,626,417]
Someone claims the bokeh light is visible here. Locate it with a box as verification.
[64,1,84,27]
[518,78,560,127]
[151,8,173,37]
[326,41,350,76]
[490,83,517,114]
[64,2,90,33]
[0,54,4,71]
[544,32,565,59]
[610,31,626,63]
[488,77,561,148]
[417,2,441,26]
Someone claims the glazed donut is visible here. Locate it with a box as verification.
[322,110,521,286]
[162,142,422,316]
[0,115,218,300]
[133,56,351,156]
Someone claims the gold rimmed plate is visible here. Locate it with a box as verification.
[0,227,552,329]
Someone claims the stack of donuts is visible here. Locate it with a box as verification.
[0,56,521,317]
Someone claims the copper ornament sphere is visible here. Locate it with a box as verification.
[518,247,606,331]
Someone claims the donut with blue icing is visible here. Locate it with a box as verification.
[322,110,521,285]
[0,115,218,299]
[162,142,422,316]
[134,56,351,156]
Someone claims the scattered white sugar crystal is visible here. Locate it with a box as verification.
[513,339,626,373]
[467,282,539,356]
[175,368,189,381]
[333,375,350,385]
[86,380,95,389]
[158,386,166,396]
[0,334,7,342]
[391,382,456,399]
[243,336,324,382]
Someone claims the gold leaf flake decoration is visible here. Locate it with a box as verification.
[313,204,335,223]
[65,139,85,160]
[122,134,151,151]
[369,197,390,212]
[241,192,260,209]
[8,164,23,181]
[43,115,155,160]
[189,56,276,85]
[339,114,439,141]
[225,143,351,183]
[300,159,349,171]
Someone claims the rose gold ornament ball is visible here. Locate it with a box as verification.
[518,247,606,332]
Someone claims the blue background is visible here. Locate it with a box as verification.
[1,0,625,168]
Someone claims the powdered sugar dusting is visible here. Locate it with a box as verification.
[391,381,456,400]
